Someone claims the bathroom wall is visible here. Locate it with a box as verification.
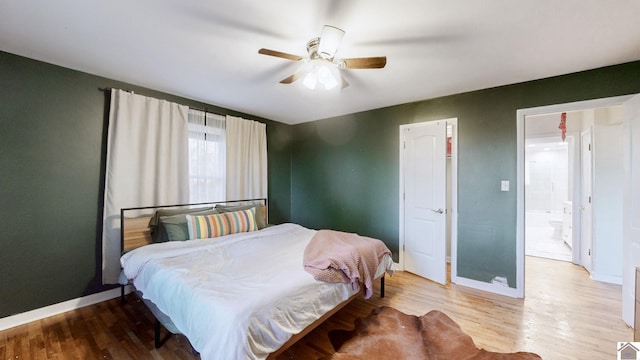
[524,111,582,216]
[525,140,569,214]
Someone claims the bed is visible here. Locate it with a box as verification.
[118,199,394,360]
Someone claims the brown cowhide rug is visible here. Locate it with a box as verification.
[322,306,542,360]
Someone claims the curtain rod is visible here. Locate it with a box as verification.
[98,87,215,114]
[99,87,134,94]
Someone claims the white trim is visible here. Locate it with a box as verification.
[591,272,623,285]
[449,120,459,285]
[516,95,635,299]
[454,276,521,298]
[398,124,406,270]
[0,286,132,332]
[399,118,458,282]
[516,108,526,298]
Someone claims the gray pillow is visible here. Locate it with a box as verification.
[148,206,213,228]
[154,208,219,242]
[216,204,266,229]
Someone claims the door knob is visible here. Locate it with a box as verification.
[432,208,445,214]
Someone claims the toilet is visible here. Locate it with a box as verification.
[549,218,563,239]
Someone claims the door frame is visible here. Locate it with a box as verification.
[516,95,633,298]
[398,118,458,282]
[622,93,640,327]
[580,127,593,272]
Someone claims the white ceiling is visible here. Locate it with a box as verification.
[2,1,640,125]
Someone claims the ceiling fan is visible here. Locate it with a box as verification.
[258,25,387,90]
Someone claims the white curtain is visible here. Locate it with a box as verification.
[188,109,226,203]
[102,89,189,284]
[225,115,268,201]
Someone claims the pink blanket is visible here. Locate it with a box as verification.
[303,230,391,299]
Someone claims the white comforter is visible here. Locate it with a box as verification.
[121,223,385,360]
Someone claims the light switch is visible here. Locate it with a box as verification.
[501,180,510,192]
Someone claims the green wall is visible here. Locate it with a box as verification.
[2,48,639,318]
[0,51,291,318]
[291,61,640,287]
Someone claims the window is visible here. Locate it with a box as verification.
[188,109,226,203]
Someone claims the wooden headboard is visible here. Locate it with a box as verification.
[120,198,268,254]
[122,216,153,252]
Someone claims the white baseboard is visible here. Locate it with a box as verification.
[0,286,132,332]
[453,276,521,298]
[590,272,623,285]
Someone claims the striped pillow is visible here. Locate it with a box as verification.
[186,208,257,239]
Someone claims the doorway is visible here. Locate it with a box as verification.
[399,118,457,285]
[523,131,574,262]
[516,95,631,298]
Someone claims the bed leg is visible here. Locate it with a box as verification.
[154,318,172,349]
[120,285,125,305]
[155,319,162,348]
[380,276,385,298]
[154,319,160,348]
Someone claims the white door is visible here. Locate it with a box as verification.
[622,94,640,327]
[580,128,593,272]
[401,121,447,284]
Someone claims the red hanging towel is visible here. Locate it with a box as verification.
[559,112,567,141]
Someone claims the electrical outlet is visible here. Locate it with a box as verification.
[501,180,509,192]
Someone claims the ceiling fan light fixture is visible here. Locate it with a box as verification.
[316,65,339,90]
[258,25,384,90]
[301,60,340,90]
[317,25,345,60]
[302,70,317,89]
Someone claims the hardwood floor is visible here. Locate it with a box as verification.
[0,256,631,359]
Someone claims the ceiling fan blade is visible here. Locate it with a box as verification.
[342,56,387,69]
[258,48,303,62]
[341,77,350,89]
[280,71,304,84]
[279,73,300,84]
